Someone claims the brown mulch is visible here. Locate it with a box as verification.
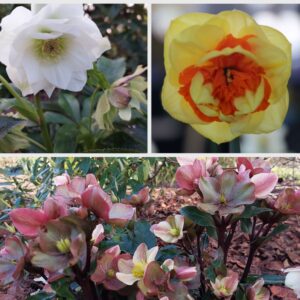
[147,185,300,300]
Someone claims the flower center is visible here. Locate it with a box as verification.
[34,37,67,62]
[178,34,272,122]
[132,262,146,279]
[220,194,227,205]
[106,269,116,278]
[56,238,71,253]
[170,227,180,237]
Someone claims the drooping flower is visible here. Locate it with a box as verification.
[162,10,291,144]
[237,157,278,198]
[0,4,110,97]
[211,270,239,298]
[176,158,222,192]
[284,266,300,298]
[9,197,68,237]
[0,236,28,286]
[53,173,99,205]
[116,243,159,286]
[274,188,300,215]
[81,185,135,225]
[198,170,255,216]
[31,217,87,272]
[91,245,130,291]
[94,65,147,129]
[122,187,150,207]
[246,278,270,300]
[162,259,197,282]
[150,215,184,243]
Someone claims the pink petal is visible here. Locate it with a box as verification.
[53,174,70,186]
[109,203,134,226]
[85,174,98,186]
[43,197,68,219]
[9,208,49,237]
[105,245,121,256]
[251,173,278,198]
[92,224,105,245]
[133,243,148,264]
[176,165,195,190]
[176,157,197,166]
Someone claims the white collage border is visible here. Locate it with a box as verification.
[0,1,299,158]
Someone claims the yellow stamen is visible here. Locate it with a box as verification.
[107,269,116,278]
[220,194,227,204]
[56,238,71,253]
[170,228,180,237]
[132,262,145,278]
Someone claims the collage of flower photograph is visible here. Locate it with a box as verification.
[0,1,300,300]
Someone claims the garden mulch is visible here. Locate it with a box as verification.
[147,182,300,300]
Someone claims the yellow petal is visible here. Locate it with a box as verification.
[191,122,239,144]
[161,76,203,124]
[164,13,213,71]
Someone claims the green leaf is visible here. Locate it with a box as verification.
[96,57,126,84]
[51,278,76,300]
[27,292,55,300]
[0,116,25,139]
[241,218,252,234]
[120,220,156,254]
[44,112,75,125]
[87,67,110,90]
[53,124,78,152]
[246,274,285,285]
[180,206,215,228]
[13,97,39,123]
[235,286,247,300]
[58,93,80,123]
[240,206,273,219]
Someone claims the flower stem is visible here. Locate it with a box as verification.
[34,95,53,152]
[196,230,206,296]
[0,74,25,103]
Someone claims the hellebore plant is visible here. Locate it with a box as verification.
[1,158,300,299]
[0,4,147,153]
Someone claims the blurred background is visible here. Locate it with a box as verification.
[152,4,300,153]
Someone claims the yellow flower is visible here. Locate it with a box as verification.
[162,10,291,144]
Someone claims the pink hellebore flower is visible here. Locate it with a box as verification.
[237,158,278,199]
[0,236,27,286]
[91,245,130,291]
[274,188,300,215]
[284,266,300,298]
[116,243,159,286]
[91,224,105,245]
[53,173,99,204]
[81,185,134,225]
[9,197,68,237]
[176,158,221,192]
[122,187,150,207]
[150,215,184,243]
[31,218,87,272]
[246,278,270,300]
[162,259,197,282]
[211,270,239,299]
[198,170,256,216]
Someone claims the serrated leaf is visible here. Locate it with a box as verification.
[58,93,80,123]
[53,124,78,153]
[44,112,74,125]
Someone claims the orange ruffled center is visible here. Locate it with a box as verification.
[178,34,272,123]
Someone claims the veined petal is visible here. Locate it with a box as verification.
[116,272,138,286]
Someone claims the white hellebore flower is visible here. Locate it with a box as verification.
[116,243,158,285]
[284,266,300,298]
[0,4,111,97]
[150,214,184,243]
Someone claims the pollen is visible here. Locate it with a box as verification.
[34,37,67,62]
[132,262,145,279]
[170,227,180,237]
[107,269,116,278]
[56,238,71,253]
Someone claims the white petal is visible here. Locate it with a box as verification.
[119,107,132,121]
[116,272,138,286]
[146,246,159,263]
